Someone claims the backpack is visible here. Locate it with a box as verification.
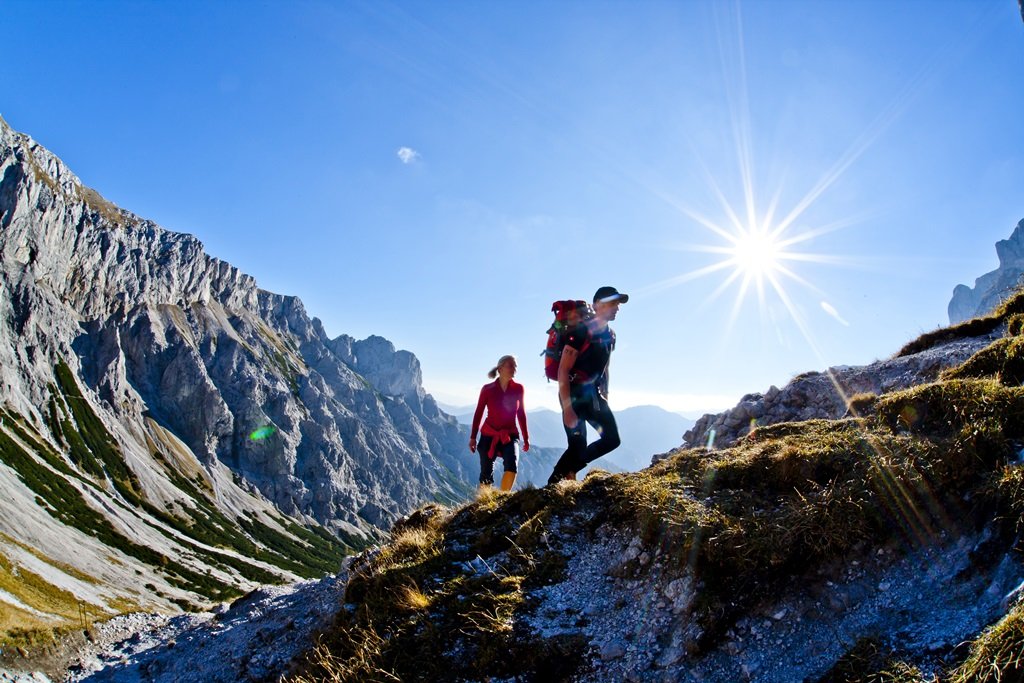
[542,300,594,381]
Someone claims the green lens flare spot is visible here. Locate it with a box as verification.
[249,425,276,441]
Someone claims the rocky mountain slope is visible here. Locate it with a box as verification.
[679,332,997,454]
[0,118,478,636]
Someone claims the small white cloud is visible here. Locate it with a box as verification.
[397,147,420,164]
[820,300,850,326]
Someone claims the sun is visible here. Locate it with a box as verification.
[729,225,783,279]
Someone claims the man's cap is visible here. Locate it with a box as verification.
[594,286,629,304]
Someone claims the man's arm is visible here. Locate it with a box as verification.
[599,365,609,399]
[558,346,579,429]
[599,328,614,398]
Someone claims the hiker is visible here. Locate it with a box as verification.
[469,355,530,491]
[547,286,627,484]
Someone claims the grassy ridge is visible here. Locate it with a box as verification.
[295,491,587,682]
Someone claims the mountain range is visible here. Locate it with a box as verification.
[0,117,480,628]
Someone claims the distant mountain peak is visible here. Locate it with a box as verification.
[948,218,1024,324]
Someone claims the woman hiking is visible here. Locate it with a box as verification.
[469,355,530,491]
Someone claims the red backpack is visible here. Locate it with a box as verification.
[542,300,594,381]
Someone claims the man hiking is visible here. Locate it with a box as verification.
[547,286,627,484]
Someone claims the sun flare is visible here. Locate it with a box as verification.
[665,208,836,326]
[637,195,852,345]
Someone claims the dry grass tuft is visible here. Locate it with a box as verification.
[847,392,879,417]
[897,287,1024,357]
[293,623,401,683]
[948,602,1024,683]
[817,636,929,682]
[395,582,432,612]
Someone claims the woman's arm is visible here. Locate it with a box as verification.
[517,385,530,451]
[469,385,488,451]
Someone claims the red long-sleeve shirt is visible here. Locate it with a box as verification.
[470,379,529,442]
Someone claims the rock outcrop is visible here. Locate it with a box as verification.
[948,219,1024,324]
[677,333,996,453]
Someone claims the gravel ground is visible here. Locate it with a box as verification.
[524,521,1024,683]
[0,572,348,683]
[69,573,347,683]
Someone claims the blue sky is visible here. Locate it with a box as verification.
[3,0,1022,416]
